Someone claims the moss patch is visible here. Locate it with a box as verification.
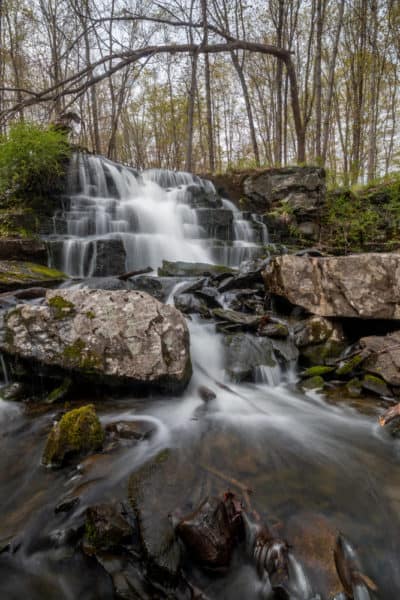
[301,375,325,390]
[48,295,75,319]
[62,339,102,373]
[336,353,364,376]
[42,404,104,467]
[302,365,334,378]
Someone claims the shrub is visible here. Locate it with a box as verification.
[0,121,71,203]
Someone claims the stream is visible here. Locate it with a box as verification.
[0,155,399,599]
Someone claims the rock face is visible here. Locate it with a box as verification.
[243,166,325,212]
[263,253,400,319]
[2,288,192,392]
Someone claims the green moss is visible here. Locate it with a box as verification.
[301,375,325,390]
[85,310,95,319]
[302,365,334,378]
[62,339,102,373]
[44,377,71,404]
[48,295,75,319]
[336,353,364,376]
[301,341,347,365]
[42,403,104,467]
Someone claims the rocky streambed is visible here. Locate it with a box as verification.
[0,251,400,599]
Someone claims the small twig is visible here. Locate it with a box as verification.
[199,463,253,509]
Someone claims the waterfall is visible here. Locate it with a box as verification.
[48,153,266,277]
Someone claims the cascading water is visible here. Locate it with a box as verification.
[1,153,399,599]
[47,153,265,277]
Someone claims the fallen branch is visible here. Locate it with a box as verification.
[117,266,153,280]
[199,463,253,509]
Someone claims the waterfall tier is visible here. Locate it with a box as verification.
[47,154,267,277]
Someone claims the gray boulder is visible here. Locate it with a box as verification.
[2,288,191,392]
[263,253,400,319]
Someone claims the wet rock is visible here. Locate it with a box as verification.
[361,374,391,397]
[286,513,345,599]
[44,377,71,404]
[129,275,183,303]
[301,340,347,366]
[158,260,235,278]
[90,239,127,277]
[345,378,363,398]
[174,293,207,315]
[0,237,48,264]
[223,333,277,382]
[301,375,325,390]
[258,319,289,338]
[177,496,238,569]
[84,504,132,552]
[105,420,154,441]
[195,286,223,309]
[0,261,67,292]
[2,288,192,393]
[42,404,104,468]
[128,450,184,583]
[219,288,265,314]
[212,308,261,331]
[198,386,217,402]
[54,497,80,514]
[0,382,27,402]
[358,330,400,386]
[294,316,345,347]
[83,277,131,291]
[263,253,400,319]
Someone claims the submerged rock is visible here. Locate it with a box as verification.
[0,261,67,292]
[264,253,400,319]
[223,333,277,382]
[42,404,104,467]
[128,450,183,583]
[84,504,132,552]
[177,496,238,569]
[2,288,192,392]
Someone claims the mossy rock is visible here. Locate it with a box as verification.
[44,377,72,404]
[42,404,104,468]
[362,374,391,398]
[0,260,67,292]
[84,504,132,553]
[300,341,347,366]
[301,365,334,378]
[301,375,325,390]
[335,353,365,376]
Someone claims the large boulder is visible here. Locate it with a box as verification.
[263,253,400,319]
[1,288,192,392]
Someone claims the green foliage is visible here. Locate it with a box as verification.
[325,173,400,252]
[0,122,71,204]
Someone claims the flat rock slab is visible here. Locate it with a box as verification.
[0,261,67,292]
[263,253,400,319]
[2,288,191,392]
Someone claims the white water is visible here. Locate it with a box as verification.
[49,154,265,276]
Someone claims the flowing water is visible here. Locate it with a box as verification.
[0,155,399,599]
